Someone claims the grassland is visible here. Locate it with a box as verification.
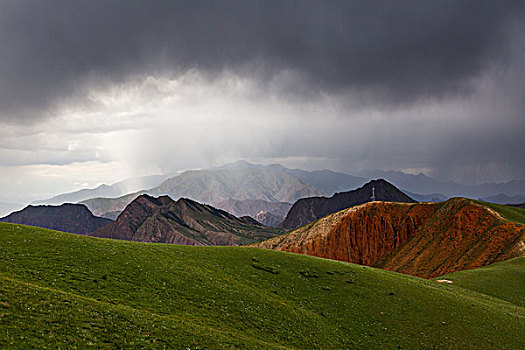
[1,222,524,349]
[438,257,525,308]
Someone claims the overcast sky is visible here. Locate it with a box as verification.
[1,0,524,203]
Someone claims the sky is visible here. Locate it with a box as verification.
[1,0,524,203]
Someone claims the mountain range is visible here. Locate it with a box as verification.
[355,169,525,199]
[25,161,525,225]
[280,179,416,230]
[0,203,112,234]
[80,164,325,220]
[92,194,283,245]
[479,193,525,205]
[33,174,172,205]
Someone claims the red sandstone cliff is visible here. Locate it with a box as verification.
[255,198,525,278]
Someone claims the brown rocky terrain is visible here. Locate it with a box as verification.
[92,194,282,245]
[280,179,415,230]
[256,198,525,278]
[0,203,112,234]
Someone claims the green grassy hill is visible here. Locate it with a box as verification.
[437,257,525,308]
[1,222,524,349]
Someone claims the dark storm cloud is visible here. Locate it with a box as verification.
[1,0,523,122]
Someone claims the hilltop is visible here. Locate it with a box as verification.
[0,223,523,348]
[92,194,282,245]
[257,198,525,278]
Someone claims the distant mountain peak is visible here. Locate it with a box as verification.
[280,178,415,230]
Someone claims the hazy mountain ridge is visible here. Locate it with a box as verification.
[150,167,322,204]
[34,174,172,205]
[216,160,368,196]
[356,169,525,198]
[480,194,525,205]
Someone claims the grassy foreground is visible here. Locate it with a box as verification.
[0,223,524,349]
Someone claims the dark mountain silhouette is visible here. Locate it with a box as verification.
[0,203,112,234]
[257,198,525,278]
[280,179,415,230]
[92,194,282,245]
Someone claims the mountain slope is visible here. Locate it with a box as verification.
[92,195,282,245]
[257,198,525,278]
[280,179,416,230]
[1,223,524,349]
[0,203,112,234]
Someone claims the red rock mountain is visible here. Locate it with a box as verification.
[92,194,282,245]
[280,179,415,230]
[0,203,112,234]
[256,198,525,278]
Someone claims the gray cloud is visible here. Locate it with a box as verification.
[1,0,523,122]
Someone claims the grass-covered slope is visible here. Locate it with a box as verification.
[437,257,525,308]
[1,223,524,349]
